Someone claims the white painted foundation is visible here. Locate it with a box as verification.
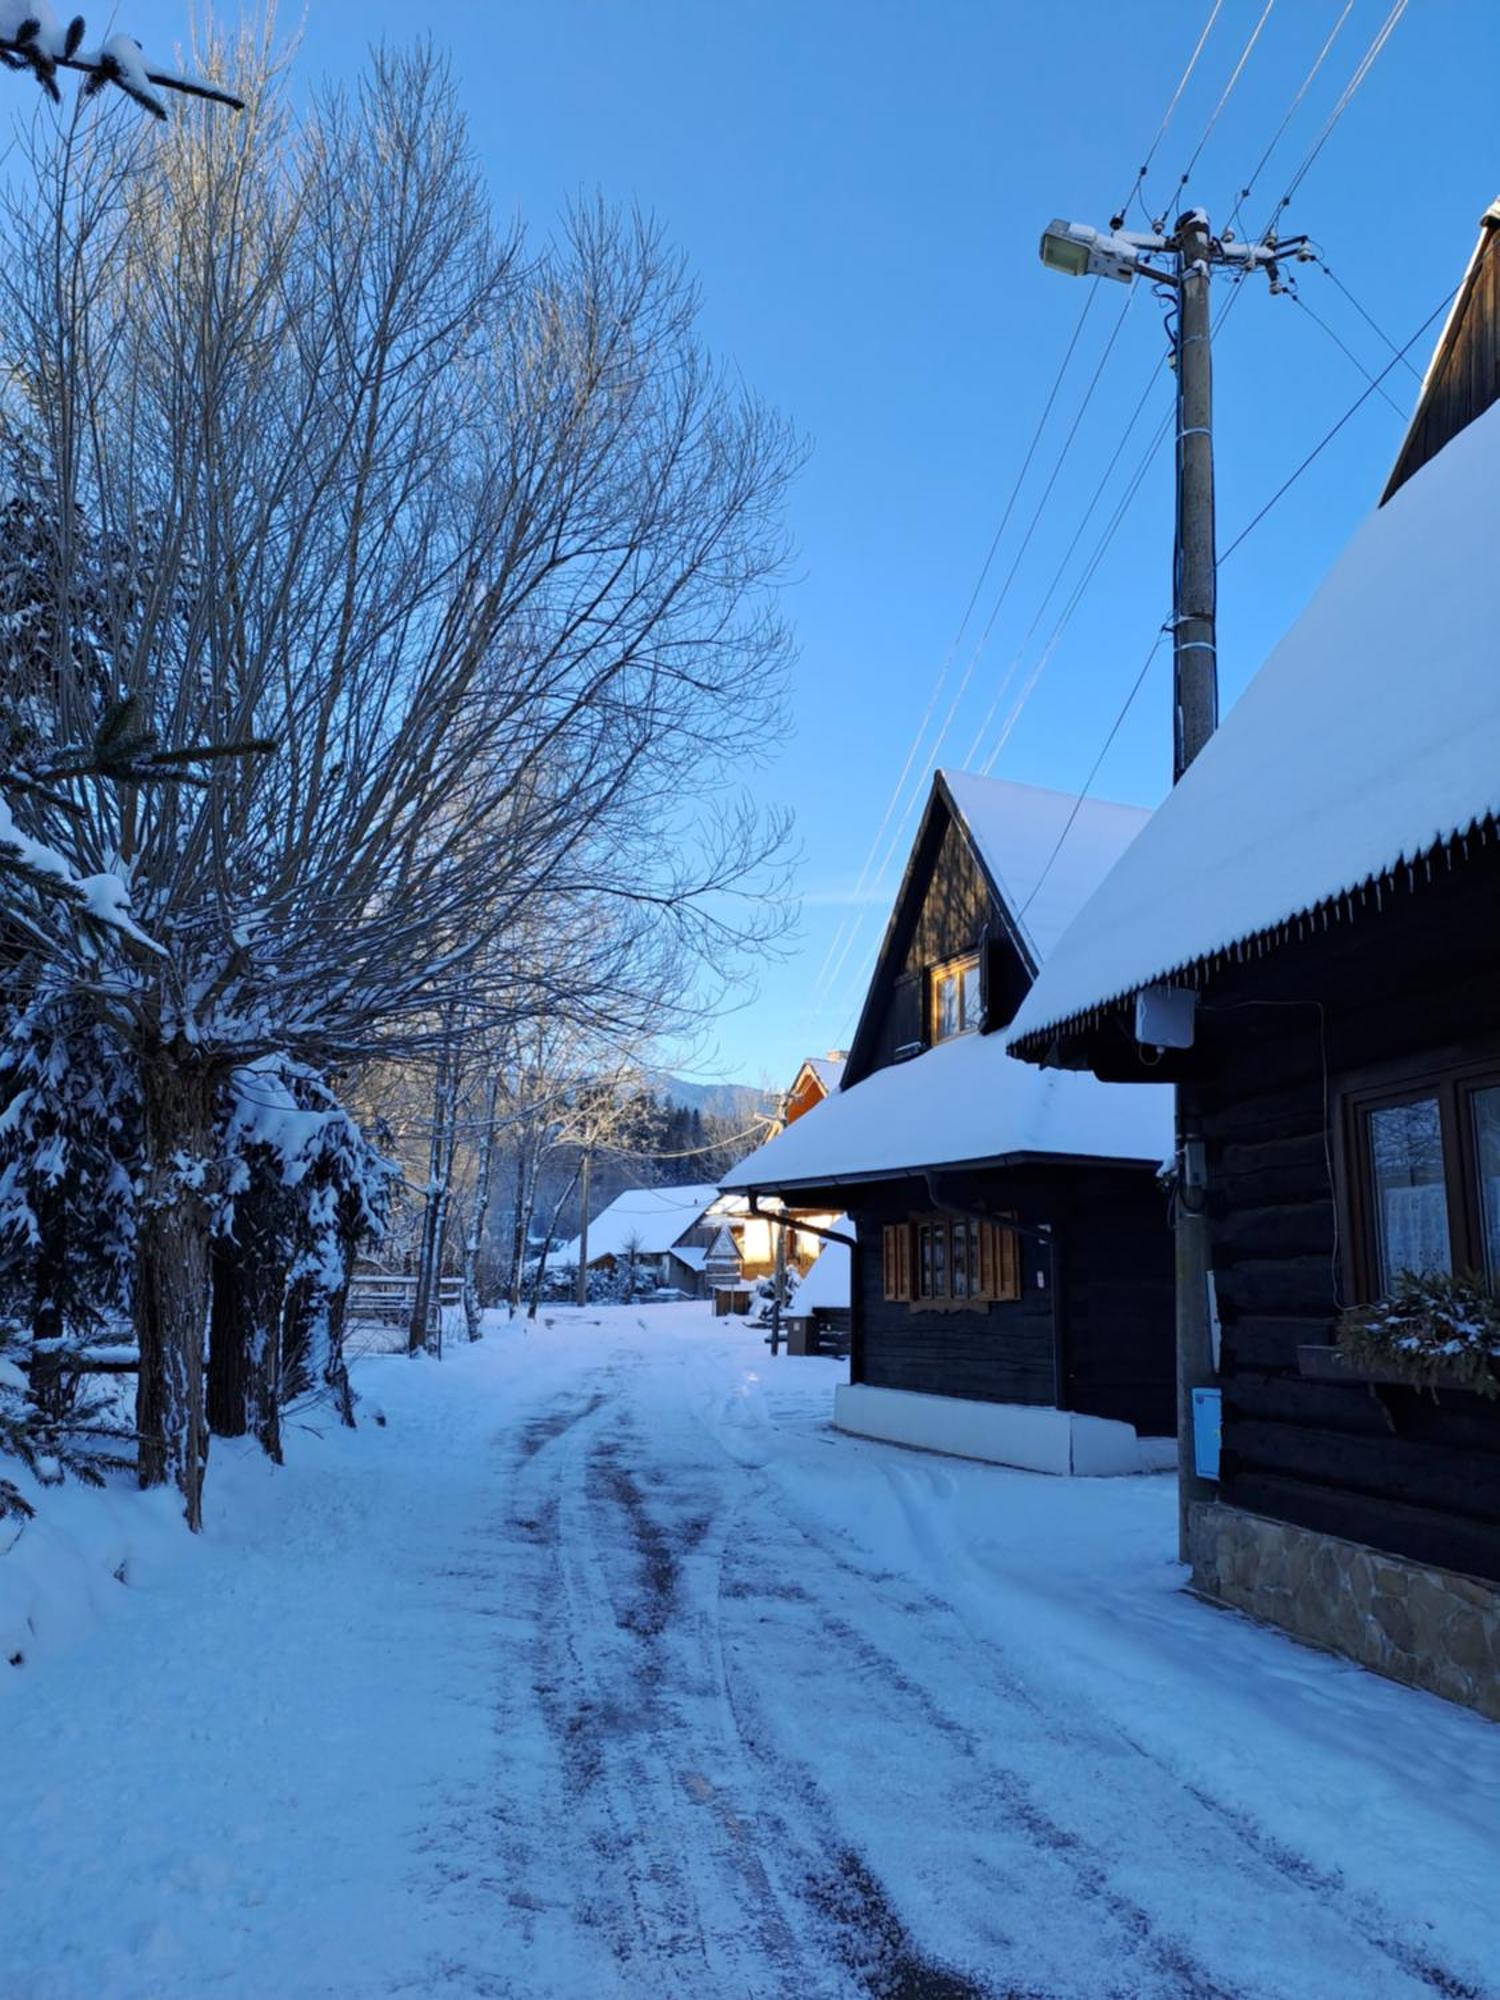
[833,1382,1169,1477]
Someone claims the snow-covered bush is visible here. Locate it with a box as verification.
[1336,1271,1500,1398]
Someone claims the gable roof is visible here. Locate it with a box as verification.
[719,1030,1172,1194]
[801,1054,846,1092]
[1382,199,1500,505]
[1009,398,1500,1059]
[843,771,1150,1081]
[941,771,1151,969]
[556,1182,726,1266]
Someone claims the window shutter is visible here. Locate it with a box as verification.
[882,1223,913,1302]
[977,1218,1022,1303]
[977,925,991,1033]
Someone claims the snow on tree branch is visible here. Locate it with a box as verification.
[0,5,243,114]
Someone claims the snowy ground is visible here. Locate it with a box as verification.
[5,1305,1500,2000]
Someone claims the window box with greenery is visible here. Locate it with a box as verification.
[881,1216,1019,1310]
[1303,1271,1500,1399]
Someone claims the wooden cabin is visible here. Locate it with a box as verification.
[780,1054,846,1130]
[723,772,1176,1474]
[1008,216,1500,1714]
[556,1183,745,1298]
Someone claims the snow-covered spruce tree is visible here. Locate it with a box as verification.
[210,1058,393,1458]
[0,33,795,1527]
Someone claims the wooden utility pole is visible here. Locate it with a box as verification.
[1171,208,1219,1561]
[575,1150,592,1309]
[768,1214,789,1356]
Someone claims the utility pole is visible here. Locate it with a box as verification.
[1039,206,1307,1560]
[1169,210,1219,1562]
[575,1149,592,1310]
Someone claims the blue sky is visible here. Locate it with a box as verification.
[128,2,1500,1088]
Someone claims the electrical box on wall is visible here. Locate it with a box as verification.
[1135,984,1197,1051]
[1191,1386,1221,1481]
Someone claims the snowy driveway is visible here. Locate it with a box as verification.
[5,1304,1500,1999]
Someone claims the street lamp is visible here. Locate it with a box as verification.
[1038,219,1155,285]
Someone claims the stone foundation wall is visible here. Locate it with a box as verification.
[1188,1501,1500,1721]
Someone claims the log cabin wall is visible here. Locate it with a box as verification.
[848,1175,1058,1407]
[1200,841,1500,1582]
[1055,1166,1176,1437]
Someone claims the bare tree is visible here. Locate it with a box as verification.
[0,32,797,1524]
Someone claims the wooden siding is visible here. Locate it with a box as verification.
[1198,843,1500,1582]
[854,817,997,1077]
[1383,205,1500,505]
[1056,1166,1176,1436]
[850,1178,1057,1407]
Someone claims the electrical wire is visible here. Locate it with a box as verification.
[1166,0,1278,219]
[1116,0,1224,228]
[802,286,1101,1016]
[824,284,1143,974]
[1313,258,1423,379]
[1013,627,1171,931]
[1266,0,1409,229]
[1223,0,1354,243]
[1290,289,1406,416]
[1006,280,1458,937]
[1218,281,1459,569]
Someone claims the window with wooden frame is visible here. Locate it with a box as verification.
[880,1216,1019,1308]
[928,952,982,1044]
[1339,1054,1500,1298]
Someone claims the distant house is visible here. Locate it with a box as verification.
[780,1053,846,1131]
[556,1183,741,1298]
[723,771,1176,1474]
[1007,206,1500,1717]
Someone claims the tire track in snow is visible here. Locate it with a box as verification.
[759,1505,1486,2000]
[498,1372,853,1997]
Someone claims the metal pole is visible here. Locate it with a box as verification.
[575,1150,591,1310]
[1171,209,1219,1561]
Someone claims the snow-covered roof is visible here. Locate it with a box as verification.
[720,1032,1171,1193]
[1009,399,1500,1055]
[557,1183,725,1266]
[800,1055,846,1093]
[791,1222,852,1314]
[940,771,1150,968]
[669,1245,709,1273]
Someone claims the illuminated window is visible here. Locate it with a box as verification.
[930,953,982,1043]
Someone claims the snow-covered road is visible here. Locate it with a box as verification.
[5,1304,1500,1999]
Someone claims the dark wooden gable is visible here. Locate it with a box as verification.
[843,777,1035,1088]
[1382,199,1500,505]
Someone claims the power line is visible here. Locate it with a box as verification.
[1009,281,1458,937]
[1314,259,1423,379]
[812,292,1136,1014]
[1013,628,1170,930]
[1218,281,1458,569]
[803,286,1101,1016]
[1116,0,1225,227]
[961,347,1171,768]
[1290,289,1405,417]
[1223,0,1354,242]
[1267,0,1409,229]
[1166,0,1278,218]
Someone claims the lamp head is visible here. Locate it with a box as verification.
[1039,218,1137,284]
